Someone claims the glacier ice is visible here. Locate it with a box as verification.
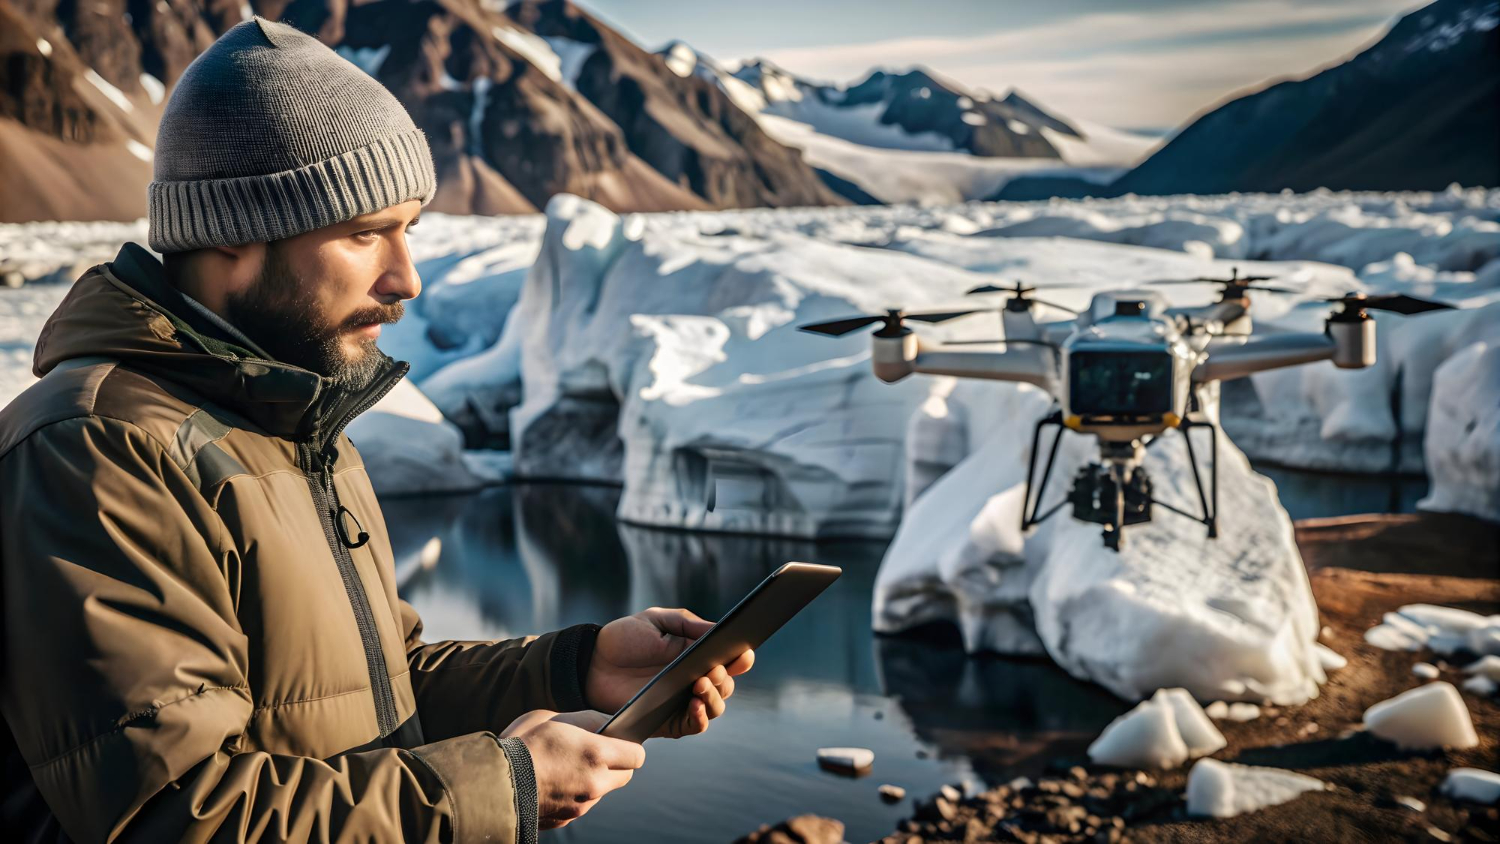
[4,187,1499,706]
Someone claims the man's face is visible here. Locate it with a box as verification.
[225,200,423,389]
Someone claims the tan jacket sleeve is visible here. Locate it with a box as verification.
[400,603,600,741]
[0,417,525,843]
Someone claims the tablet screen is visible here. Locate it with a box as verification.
[597,562,841,743]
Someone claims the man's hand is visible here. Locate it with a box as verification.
[585,607,756,739]
[501,710,644,830]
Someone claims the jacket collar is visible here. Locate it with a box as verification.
[34,242,407,446]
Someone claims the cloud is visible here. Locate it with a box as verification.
[752,0,1424,129]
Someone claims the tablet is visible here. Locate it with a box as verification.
[597,562,842,743]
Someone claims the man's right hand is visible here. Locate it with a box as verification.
[501,709,646,829]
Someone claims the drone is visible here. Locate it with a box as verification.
[799,269,1455,550]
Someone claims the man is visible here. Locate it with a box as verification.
[0,15,752,843]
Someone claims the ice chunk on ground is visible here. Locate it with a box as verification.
[1087,696,1190,769]
[346,379,490,495]
[1463,675,1498,696]
[1394,795,1427,812]
[1315,644,1348,671]
[1152,688,1227,758]
[1466,655,1500,681]
[1362,682,1479,750]
[1442,769,1500,804]
[1413,662,1440,679]
[1365,604,1500,656]
[816,747,874,773]
[1227,703,1262,721]
[1185,758,1327,818]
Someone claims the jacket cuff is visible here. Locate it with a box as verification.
[549,622,601,712]
[408,732,524,844]
[497,736,539,844]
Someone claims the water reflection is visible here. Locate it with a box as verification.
[877,632,1123,781]
[1254,464,1427,520]
[387,484,1126,844]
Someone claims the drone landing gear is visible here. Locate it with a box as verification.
[1021,412,1219,551]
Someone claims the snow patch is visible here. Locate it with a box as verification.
[662,42,696,77]
[493,26,561,83]
[139,73,165,105]
[84,69,133,113]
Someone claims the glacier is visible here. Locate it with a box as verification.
[2,186,1496,704]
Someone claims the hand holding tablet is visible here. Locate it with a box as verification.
[596,562,842,743]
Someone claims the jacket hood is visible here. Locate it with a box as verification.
[33,242,404,442]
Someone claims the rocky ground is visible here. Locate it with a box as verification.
[737,512,1500,844]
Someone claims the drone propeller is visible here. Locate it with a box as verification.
[968,282,1034,295]
[1325,292,1453,316]
[1153,280,1300,293]
[1149,266,1297,294]
[798,308,984,337]
[966,280,1079,314]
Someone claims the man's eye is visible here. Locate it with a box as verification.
[354,229,379,241]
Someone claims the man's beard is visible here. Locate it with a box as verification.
[225,243,403,392]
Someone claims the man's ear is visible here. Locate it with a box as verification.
[175,242,268,309]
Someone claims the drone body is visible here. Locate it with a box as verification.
[802,274,1449,550]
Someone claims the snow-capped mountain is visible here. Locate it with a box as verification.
[1001,0,1500,200]
[504,0,844,210]
[658,46,1160,205]
[0,0,844,224]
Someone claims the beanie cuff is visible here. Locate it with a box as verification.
[147,127,436,253]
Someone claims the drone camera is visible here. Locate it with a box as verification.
[1066,348,1177,419]
[1069,463,1153,528]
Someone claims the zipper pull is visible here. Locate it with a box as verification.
[336,505,370,549]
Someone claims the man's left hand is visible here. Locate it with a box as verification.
[584,607,755,739]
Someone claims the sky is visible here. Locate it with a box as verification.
[578,0,1427,132]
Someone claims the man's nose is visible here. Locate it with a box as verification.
[374,244,421,302]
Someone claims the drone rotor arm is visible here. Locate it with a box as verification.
[1192,332,1338,382]
[909,337,1057,392]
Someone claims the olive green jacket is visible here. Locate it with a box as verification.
[0,243,598,843]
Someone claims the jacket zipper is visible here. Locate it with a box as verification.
[297,363,409,737]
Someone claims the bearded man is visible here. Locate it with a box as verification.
[0,16,751,843]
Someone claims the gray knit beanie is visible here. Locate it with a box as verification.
[148,15,436,253]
